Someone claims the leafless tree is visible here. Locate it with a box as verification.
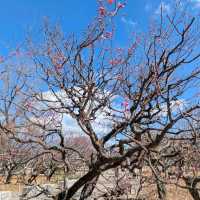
[0,0,200,200]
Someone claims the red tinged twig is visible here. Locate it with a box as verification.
[99,6,106,16]
[107,0,114,4]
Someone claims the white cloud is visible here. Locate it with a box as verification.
[34,89,114,137]
[29,89,188,141]
[121,17,137,27]
[153,99,187,118]
[155,2,171,15]
[62,109,113,136]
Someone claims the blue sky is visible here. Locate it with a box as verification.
[0,0,199,95]
[0,0,197,98]
[0,0,171,52]
[0,0,199,52]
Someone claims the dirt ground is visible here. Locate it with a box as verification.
[0,175,59,192]
[141,184,193,200]
[0,175,196,200]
